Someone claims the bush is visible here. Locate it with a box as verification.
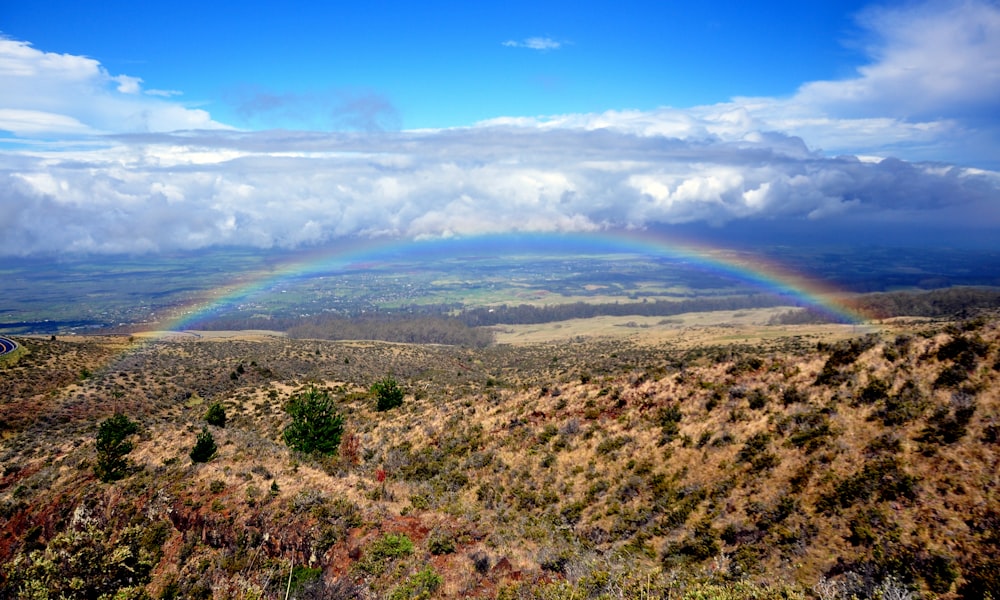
[389,566,442,600]
[427,530,456,555]
[738,432,778,472]
[875,379,928,426]
[372,376,405,411]
[190,427,217,463]
[204,402,226,427]
[283,386,344,454]
[357,533,414,575]
[95,413,140,482]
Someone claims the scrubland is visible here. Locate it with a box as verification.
[1,313,998,599]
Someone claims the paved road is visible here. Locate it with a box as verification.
[0,336,17,357]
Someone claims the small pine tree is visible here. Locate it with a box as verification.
[190,427,217,463]
[372,376,404,411]
[204,402,226,427]
[95,413,139,482]
[283,386,344,454]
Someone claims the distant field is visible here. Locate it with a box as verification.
[3,242,999,335]
[491,306,872,346]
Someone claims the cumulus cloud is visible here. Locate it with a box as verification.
[1,125,997,256]
[722,0,1000,164]
[502,37,562,50]
[0,37,230,138]
[1,1,998,256]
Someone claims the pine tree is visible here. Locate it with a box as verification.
[283,386,344,455]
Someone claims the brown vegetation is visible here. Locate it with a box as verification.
[0,313,998,598]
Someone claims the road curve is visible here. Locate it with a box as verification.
[0,336,18,357]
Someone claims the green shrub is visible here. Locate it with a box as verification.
[372,376,405,411]
[596,435,631,455]
[663,519,719,565]
[781,386,808,405]
[427,530,456,555]
[95,413,140,482]
[283,386,344,454]
[782,409,833,453]
[935,364,969,388]
[737,432,778,472]
[747,389,768,410]
[190,427,217,463]
[820,456,918,511]
[917,393,976,448]
[356,533,414,575]
[857,378,890,405]
[204,402,226,427]
[873,379,928,426]
[389,566,442,600]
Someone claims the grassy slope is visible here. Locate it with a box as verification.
[0,315,998,599]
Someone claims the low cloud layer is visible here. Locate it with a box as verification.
[0,0,998,256]
[2,126,997,255]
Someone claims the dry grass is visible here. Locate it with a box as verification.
[1,314,998,598]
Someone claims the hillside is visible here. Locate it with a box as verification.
[1,314,998,599]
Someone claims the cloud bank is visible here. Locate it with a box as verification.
[3,125,997,255]
[0,0,998,256]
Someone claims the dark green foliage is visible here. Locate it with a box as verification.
[857,378,890,405]
[747,388,768,410]
[2,519,168,599]
[921,552,960,594]
[737,432,778,472]
[935,363,969,388]
[656,404,683,444]
[288,565,323,595]
[389,566,442,600]
[937,334,989,362]
[781,386,808,406]
[356,533,414,576]
[727,355,764,375]
[847,506,899,547]
[427,530,456,555]
[204,401,226,427]
[917,393,976,448]
[820,457,918,511]
[190,426,217,462]
[95,413,140,482]
[865,433,902,456]
[663,519,719,565]
[283,386,344,454]
[596,435,631,455]
[372,376,405,411]
[815,335,878,386]
[781,408,833,453]
[874,379,928,426]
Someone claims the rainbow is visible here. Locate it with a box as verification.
[139,229,868,336]
[96,229,872,374]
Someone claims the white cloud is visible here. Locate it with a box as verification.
[144,89,183,98]
[0,1,998,256]
[502,37,562,50]
[113,74,143,94]
[0,37,230,137]
[1,125,996,256]
[722,0,1000,164]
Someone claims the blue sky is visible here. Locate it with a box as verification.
[1,0,999,255]
[2,1,871,129]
